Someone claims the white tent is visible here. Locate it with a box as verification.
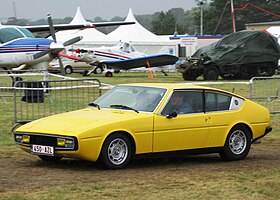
[107,8,176,56]
[55,7,176,60]
[108,8,168,43]
[56,7,116,46]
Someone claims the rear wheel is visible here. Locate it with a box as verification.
[219,125,251,161]
[98,133,132,169]
[265,65,275,76]
[203,66,219,80]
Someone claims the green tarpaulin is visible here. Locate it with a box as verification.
[192,30,280,66]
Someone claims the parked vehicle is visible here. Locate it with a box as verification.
[14,83,272,169]
[177,30,280,80]
[48,57,92,74]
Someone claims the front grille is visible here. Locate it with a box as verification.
[15,133,78,151]
[30,135,57,146]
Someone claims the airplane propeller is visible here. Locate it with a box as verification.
[32,14,83,75]
[47,14,65,76]
[63,36,83,47]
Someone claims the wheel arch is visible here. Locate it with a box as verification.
[204,63,220,72]
[64,64,72,69]
[223,122,253,145]
[101,130,136,156]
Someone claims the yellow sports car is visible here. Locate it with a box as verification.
[14,83,272,169]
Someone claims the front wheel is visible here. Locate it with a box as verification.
[219,125,251,161]
[64,66,73,74]
[203,66,219,80]
[98,133,132,169]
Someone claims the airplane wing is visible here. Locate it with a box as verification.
[23,21,135,34]
[102,54,179,70]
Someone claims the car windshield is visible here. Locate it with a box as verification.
[94,86,167,112]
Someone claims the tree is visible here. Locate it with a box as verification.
[4,17,29,26]
[151,11,176,35]
[204,0,280,35]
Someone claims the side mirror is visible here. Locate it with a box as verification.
[166,110,178,119]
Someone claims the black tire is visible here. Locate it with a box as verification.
[203,66,219,80]
[105,71,113,77]
[64,66,73,74]
[98,133,132,169]
[239,65,254,79]
[265,65,275,76]
[38,155,62,162]
[219,125,251,161]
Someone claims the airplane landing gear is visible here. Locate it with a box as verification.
[105,71,113,77]
[93,66,103,74]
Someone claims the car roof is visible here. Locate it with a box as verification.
[121,83,213,90]
[119,83,244,98]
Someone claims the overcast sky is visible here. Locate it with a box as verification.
[0,0,197,22]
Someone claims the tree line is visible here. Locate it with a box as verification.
[3,0,280,36]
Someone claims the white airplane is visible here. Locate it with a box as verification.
[62,41,178,77]
[0,14,134,74]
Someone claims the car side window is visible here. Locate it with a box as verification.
[161,90,203,115]
[205,92,231,112]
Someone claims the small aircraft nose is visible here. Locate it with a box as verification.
[50,42,64,51]
[75,48,81,53]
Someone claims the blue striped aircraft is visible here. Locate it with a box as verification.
[0,14,134,73]
[62,41,178,77]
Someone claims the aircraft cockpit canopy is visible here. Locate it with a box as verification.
[116,41,136,53]
[0,27,35,44]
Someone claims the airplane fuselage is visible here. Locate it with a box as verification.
[77,46,146,66]
[0,38,53,69]
[67,41,178,76]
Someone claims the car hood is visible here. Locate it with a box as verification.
[16,108,153,136]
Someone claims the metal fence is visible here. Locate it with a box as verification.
[13,78,102,124]
[249,76,280,114]
[1,70,280,127]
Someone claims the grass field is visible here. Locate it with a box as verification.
[0,71,280,200]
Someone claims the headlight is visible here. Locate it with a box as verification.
[22,135,30,143]
[57,138,66,147]
[57,138,74,149]
[15,135,30,143]
[15,135,23,143]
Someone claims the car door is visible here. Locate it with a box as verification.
[204,90,243,147]
[153,90,210,153]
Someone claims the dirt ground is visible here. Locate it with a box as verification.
[0,137,280,197]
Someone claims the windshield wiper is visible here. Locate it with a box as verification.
[88,102,100,110]
[110,104,139,113]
